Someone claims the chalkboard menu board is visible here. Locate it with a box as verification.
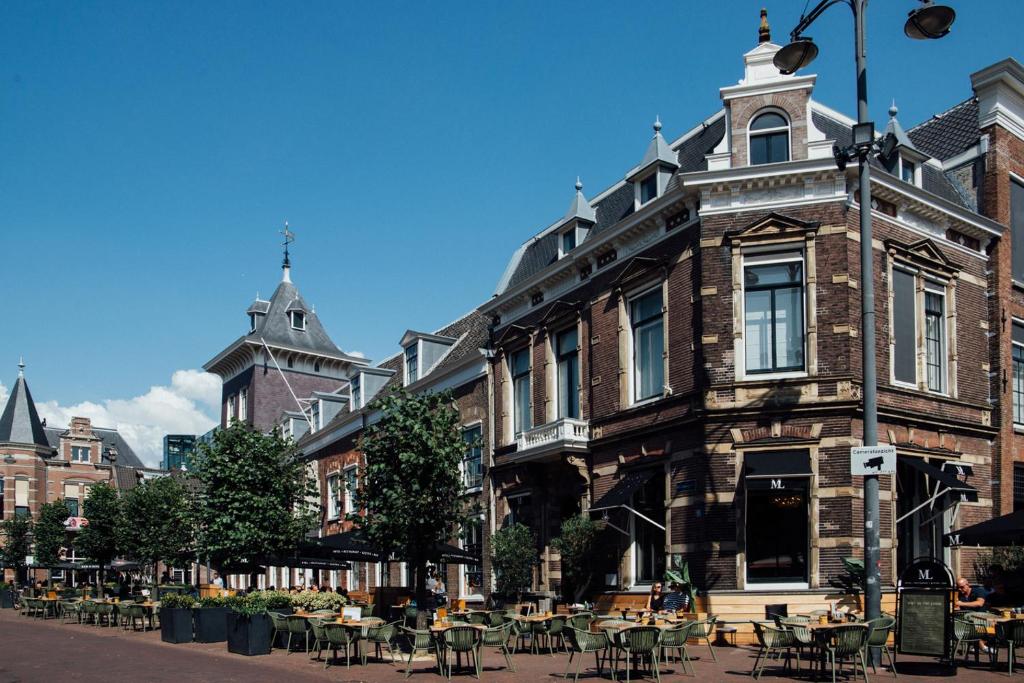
[897,590,949,656]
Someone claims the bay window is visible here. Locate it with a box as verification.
[630,288,664,402]
[743,251,805,375]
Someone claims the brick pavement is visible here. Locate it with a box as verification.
[0,607,1015,682]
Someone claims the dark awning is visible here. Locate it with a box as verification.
[314,531,385,562]
[941,461,974,478]
[901,456,977,501]
[945,510,1024,547]
[270,555,352,570]
[744,451,813,479]
[434,544,480,566]
[589,469,657,512]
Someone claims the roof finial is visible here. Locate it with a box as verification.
[759,8,771,43]
[653,115,662,134]
[575,176,583,192]
[280,222,294,283]
[889,100,899,119]
[18,356,25,378]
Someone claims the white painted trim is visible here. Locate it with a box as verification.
[746,107,792,167]
[739,249,808,379]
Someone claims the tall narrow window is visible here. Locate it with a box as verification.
[1012,178,1024,282]
[632,474,666,585]
[639,174,658,204]
[461,516,484,597]
[631,288,664,401]
[511,349,531,434]
[327,474,341,519]
[744,253,805,374]
[310,401,320,432]
[350,375,361,411]
[562,230,577,255]
[749,112,790,165]
[901,158,917,184]
[227,395,236,422]
[462,426,483,489]
[1014,324,1024,425]
[892,267,917,385]
[556,327,580,419]
[0,479,5,519]
[343,467,358,514]
[14,478,29,518]
[64,483,80,517]
[924,284,946,393]
[405,344,419,384]
[239,388,248,421]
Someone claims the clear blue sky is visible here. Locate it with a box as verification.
[2,0,1021,407]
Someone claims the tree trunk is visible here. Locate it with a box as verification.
[414,554,428,630]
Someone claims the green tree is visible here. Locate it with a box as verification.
[194,421,318,583]
[491,523,537,602]
[77,483,121,592]
[552,514,601,603]
[34,500,70,585]
[118,476,195,582]
[355,388,467,626]
[0,515,33,587]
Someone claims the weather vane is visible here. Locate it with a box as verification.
[280,222,294,268]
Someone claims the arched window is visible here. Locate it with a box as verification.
[749,111,790,165]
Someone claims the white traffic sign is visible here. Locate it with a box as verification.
[851,445,896,475]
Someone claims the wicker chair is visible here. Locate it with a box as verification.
[780,617,815,669]
[59,600,81,625]
[80,600,97,625]
[564,626,609,683]
[532,615,568,655]
[616,625,662,683]
[364,619,401,664]
[481,621,516,672]
[993,618,1024,674]
[400,626,437,678]
[308,618,331,662]
[285,615,311,654]
[323,622,361,670]
[688,616,719,662]
[441,625,482,680]
[467,611,488,625]
[952,616,988,664]
[268,611,290,649]
[751,622,799,679]
[504,615,529,653]
[822,623,872,683]
[862,615,897,677]
[361,603,375,618]
[94,602,114,628]
[404,605,421,628]
[569,612,593,631]
[486,610,506,627]
[660,622,695,675]
[124,604,148,631]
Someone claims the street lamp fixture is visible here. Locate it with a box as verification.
[905,1,957,40]
[774,36,818,75]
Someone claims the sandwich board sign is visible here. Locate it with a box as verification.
[851,445,896,475]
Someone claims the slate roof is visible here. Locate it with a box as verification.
[908,98,980,161]
[249,280,342,356]
[43,425,145,469]
[0,372,51,448]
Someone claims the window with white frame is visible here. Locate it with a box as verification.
[327,473,341,520]
[891,264,951,394]
[291,311,306,330]
[64,482,81,516]
[639,173,658,205]
[630,288,664,402]
[562,229,577,255]
[460,515,484,597]
[350,375,362,411]
[462,425,483,489]
[14,478,29,518]
[405,343,419,384]
[556,327,580,419]
[343,466,358,514]
[227,395,236,422]
[748,111,790,165]
[924,283,946,393]
[70,446,90,463]
[239,388,248,421]
[1014,323,1024,426]
[900,156,918,185]
[511,348,531,434]
[310,401,320,431]
[743,251,805,375]
[631,473,665,586]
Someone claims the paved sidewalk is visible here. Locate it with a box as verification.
[0,607,1015,682]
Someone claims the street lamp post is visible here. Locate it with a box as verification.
[774,0,955,651]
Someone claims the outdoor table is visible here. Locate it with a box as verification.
[37,597,59,618]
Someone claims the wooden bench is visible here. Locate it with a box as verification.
[592,593,650,615]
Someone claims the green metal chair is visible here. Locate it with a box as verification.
[504,615,529,653]
[533,615,568,655]
[822,623,872,683]
[862,615,897,677]
[993,618,1024,674]
[467,611,488,625]
[80,600,97,625]
[94,602,115,628]
[952,616,988,664]
[268,611,290,649]
[616,625,662,683]
[481,621,516,672]
[441,625,482,680]
[780,617,815,669]
[308,618,331,662]
[323,622,361,669]
[285,615,311,654]
[486,610,506,627]
[124,604,148,631]
[688,616,718,662]
[364,619,401,664]
[361,603,375,618]
[564,626,609,683]
[751,622,799,679]
[659,622,695,675]
[569,612,593,630]
[404,605,420,628]
[59,600,81,624]
[400,626,438,678]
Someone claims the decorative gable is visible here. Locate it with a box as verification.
[884,238,957,278]
[726,212,820,247]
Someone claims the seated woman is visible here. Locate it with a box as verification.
[646,582,664,612]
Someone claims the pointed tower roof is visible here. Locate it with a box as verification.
[884,102,922,154]
[562,177,596,224]
[0,360,51,448]
[628,117,678,181]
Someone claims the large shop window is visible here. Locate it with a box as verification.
[632,474,666,585]
[744,451,812,585]
[556,327,580,419]
[1012,178,1024,282]
[891,266,950,393]
[630,287,665,402]
[511,349,532,434]
[1014,323,1024,426]
[744,251,805,374]
[749,111,790,165]
[461,516,484,597]
[462,426,483,489]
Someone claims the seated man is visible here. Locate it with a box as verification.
[662,582,688,612]
[955,577,988,612]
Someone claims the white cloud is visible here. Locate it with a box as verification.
[349,350,366,359]
[0,382,7,408]
[34,370,220,469]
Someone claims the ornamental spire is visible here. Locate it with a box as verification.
[280,222,294,283]
[758,8,771,44]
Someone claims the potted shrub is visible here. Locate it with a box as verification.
[194,595,231,643]
[157,583,189,601]
[225,593,273,656]
[290,590,346,614]
[0,583,13,609]
[261,590,295,616]
[160,593,196,644]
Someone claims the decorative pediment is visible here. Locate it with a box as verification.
[885,238,957,277]
[493,323,532,347]
[611,256,665,290]
[727,212,820,246]
[538,299,581,327]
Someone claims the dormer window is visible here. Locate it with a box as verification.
[562,229,577,254]
[350,375,362,411]
[290,311,306,330]
[639,173,658,204]
[71,446,90,463]
[749,111,790,165]
[250,314,257,332]
[899,156,921,186]
[405,343,419,384]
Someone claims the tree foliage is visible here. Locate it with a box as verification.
[34,501,70,568]
[77,483,122,572]
[552,514,601,603]
[118,475,195,576]
[355,388,468,618]
[491,523,537,602]
[194,420,319,572]
[0,515,33,584]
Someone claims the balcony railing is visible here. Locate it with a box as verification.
[514,417,591,459]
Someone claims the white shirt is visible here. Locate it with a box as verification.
[213,577,224,588]
[426,577,438,592]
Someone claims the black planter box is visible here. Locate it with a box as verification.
[0,590,13,609]
[194,607,230,643]
[160,608,194,644]
[226,612,272,656]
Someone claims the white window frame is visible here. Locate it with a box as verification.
[326,472,341,520]
[1014,325,1024,427]
[510,347,532,435]
[460,422,484,492]
[350,374,362,411]
[638,171,659,206]
[290,311,306,330]
[227,395,236,422]
[555,325,581,419]
[898,155,922,187]
[70,445,91,463]
[239,388,248,421]
[310,400,320,432]
[404,342,420,385]
[627,284,666,405]
[627,474,667,591]
[923,279,948,395]
[890,263,920,390]
[746,108,792,166]
[343,465,358,515]
[889,262,952,396]
[459,513,485,600]
[740,249,808,381]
